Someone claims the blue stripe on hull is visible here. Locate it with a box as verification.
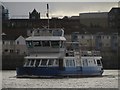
[16,66,103,77]
[16,67,60,76]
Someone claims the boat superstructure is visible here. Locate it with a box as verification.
[16,28,103,78]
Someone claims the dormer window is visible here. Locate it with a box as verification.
[17,41,19,45]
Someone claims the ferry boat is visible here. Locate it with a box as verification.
[16,28,104,78]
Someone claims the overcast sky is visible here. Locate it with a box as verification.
[1,2,119,19]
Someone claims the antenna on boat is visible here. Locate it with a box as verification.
[46,4,49,29]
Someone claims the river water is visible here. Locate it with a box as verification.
[2,70,119,88]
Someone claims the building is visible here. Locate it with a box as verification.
[2,34,16,54]
[71,32,79,49]
[2,34,27,55]
[15,35,27,54]
[29,9,40,19]
[1,5,9,20]
[79,12,108,28]
[95,33,111,51]
[108,7,120,30]
[71,32,119,51]
[78,34,95,50]
[111,33,119,51]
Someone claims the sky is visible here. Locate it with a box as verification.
[1,1,120,19]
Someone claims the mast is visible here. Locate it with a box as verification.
[46,4,49,29]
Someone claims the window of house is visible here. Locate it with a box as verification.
[10,49,14,53]
[17,41,19,45]
[3,41,5,45]
[98,36,101,39]
[81,35,84,39]
[10,41,13,45]
[4,49,8,52]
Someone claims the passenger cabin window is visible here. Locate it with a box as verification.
[24,59,60,67]
[26,41,33,48]
[83,59,88,66]
[51,41,60,48]
[26,59,31,66]
[42,41,50,47]
[48,59,54,66]
[33,41,41,46]
[30,59,35,66]
[94,59,96,64]
[35,59,41,67]
[41,59,48,66]
[66,59,75,67]
[60,41,64,48]
[54,59,59,66]
[97,60,101,66]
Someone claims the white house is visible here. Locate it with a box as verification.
[2,35,27,55]
[15,35,27,54]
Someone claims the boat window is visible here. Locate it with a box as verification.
[48,59,54,66]
[26,41,33,48]
[35,59,41,67]
[33,41,41,47]
[41,59,48,66]
[66,59,75,67]
[42,41,50,47]
[94,59,96,64]
[97,60,101,66]
[83,59,88,66]
[30,59,34,66]
[60,41,64,48]
[26,59,31,66]
[51,41,60,48]
[54,59,59,66]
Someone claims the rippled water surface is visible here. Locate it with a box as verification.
[2,70,119,88]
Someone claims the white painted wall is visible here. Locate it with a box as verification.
[15,36,26,45]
